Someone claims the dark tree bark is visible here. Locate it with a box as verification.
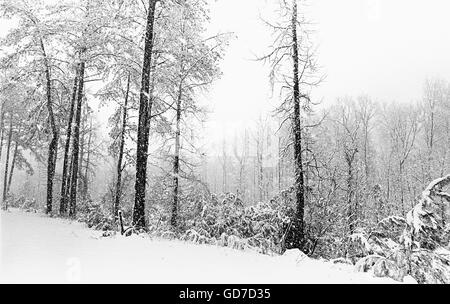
[78,115,86,198]
[256,137,264,202]
[345,148,358,235]
[133,0,158,229]
[2,116,13,209]
[0,106,5,161]
[287,0,306,250]
[82,117,93,201]
[60,67,79,215]
[6,141,18,194]
[41,40,59,215]
[69,61,86,218]
[114,74,130,220]
[171,84,182,227]
[67,148,75,205]
[400,161,406,216]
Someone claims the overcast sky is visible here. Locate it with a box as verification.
[1,0,450,153]
[204,0,450,151]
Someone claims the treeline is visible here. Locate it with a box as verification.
[0,0,449,283]
[0,0,229,227]
[205,82,450,253]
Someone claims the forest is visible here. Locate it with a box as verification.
[0,0,449,284]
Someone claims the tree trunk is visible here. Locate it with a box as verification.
[78,115,85,199]
[287,0,306,250]
[2,117,13,209]
[114,74,130,220]
[0,106,5,161]
[400,161,405,216]
[257,138,264,202]
[346,150,357,235]
[6,141,18,194]
[278,136,282,192]
[83,117,93,201]
[42,40,59,215]
[69,60,86,218]
[171,83,182,227]
[133,0,157,229]
[222,142,227,193]
[426,109,435,181]
[67,149,75,206]
[60,67,79,215]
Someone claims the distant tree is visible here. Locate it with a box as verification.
[165,1,227,227]
[333,99,362,235]
[381,103,420,215]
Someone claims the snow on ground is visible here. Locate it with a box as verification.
[0,209,398,284]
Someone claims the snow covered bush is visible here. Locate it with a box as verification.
[151,192,293,254]
[5,195,39,213]
[181,229,211,245]
[77,200,115,232]
[353,175,450,283]
[408,249,450,284]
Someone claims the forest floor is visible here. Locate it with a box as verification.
[0,209,399,284]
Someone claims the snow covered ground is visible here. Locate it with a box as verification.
[0,209,398,284]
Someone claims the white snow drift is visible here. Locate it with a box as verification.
[0,209,399,284]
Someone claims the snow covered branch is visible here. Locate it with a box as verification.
[403,174,450,249]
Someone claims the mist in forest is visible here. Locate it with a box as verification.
[1,0,450,284]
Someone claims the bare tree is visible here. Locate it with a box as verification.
[233,131,249,200]
[220,139,229,194]
[258,0,322,249]
[334,100,362,235]
[60,66,79,215]
[2,115,12,209]
[382,103,420,215]
[133,0,159,229]
[113,74,131,221]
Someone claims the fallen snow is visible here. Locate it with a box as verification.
[0,209,398,284]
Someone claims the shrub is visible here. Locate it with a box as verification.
[77,200,115,232]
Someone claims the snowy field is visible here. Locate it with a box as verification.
[0,209,398,284]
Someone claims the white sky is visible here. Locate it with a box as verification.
[2,0,450,154]
[203,0,450,151]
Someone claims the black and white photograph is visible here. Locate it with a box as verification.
[0,0,449,286]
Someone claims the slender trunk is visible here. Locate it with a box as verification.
[288,0,306,250]
[427,110,435,180]
[238,159,244,197]
[133,0,157,229]
[67,149,75,205]
[400,161,405,216]
[253,157,257,201]
[47,135,58,214]
[257,140,263,202]
[60,68,79,215]
[83,118,93,201]
[362,124,369,223]
[7,142,18,194]
[346,153,357,235]
[42,40,59,215]
[114,74,130,220]
[386,164,391,215]
[0,131,3,162]
[69,60,86,218]
[222,145,227,193]
[2,117,13,209]
[278,136,282,192]
[78,116,85,199]
[0,107,5,161]
[171,83,182,227]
